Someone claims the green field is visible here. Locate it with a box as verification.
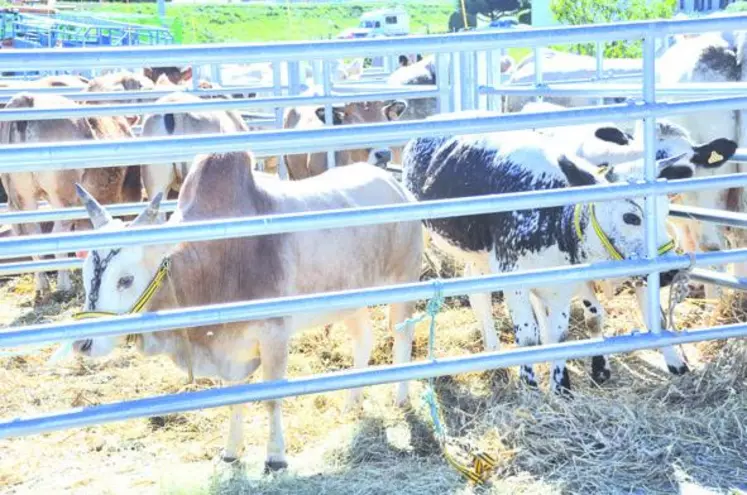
[63,1,531,62]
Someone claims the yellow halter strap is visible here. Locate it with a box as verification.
[73,257,172,320]
[573,203,675,261]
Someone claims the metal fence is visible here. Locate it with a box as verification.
[1,14,747,440]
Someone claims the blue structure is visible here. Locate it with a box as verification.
[0,9,173,50]
[0,9,174,77]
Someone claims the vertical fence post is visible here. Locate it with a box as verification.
[533,45,543,103]
[451,52,462,112]
[642,33,661,335]
[322,60,336,170]
[595,41,604,106]
[436,52,451,114]
[274,61,289,180]
[459,51,474,111]
[485,49,495,111]
[210,64,222,87]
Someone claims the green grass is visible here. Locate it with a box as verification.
[70,1,452,43]
[62,1,531,61]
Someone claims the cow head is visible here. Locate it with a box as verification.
[313,99,408,166]
[559,153,690,281]
[591,120,739,174]
[72,184,166,358]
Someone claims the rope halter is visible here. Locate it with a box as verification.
[573,203,676,261]
[74,257,172,321]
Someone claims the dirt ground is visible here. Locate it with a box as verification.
[1,261,746,494]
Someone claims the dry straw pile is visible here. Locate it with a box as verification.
[1,249,745,494]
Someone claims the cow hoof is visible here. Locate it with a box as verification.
[264,460,288,474]
[590,356,610,384]
[222,455,238,464]
[667,363,690,376]
[591,368,611,385]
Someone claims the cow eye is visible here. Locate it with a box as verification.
[117,275,134,290]
[623,213,641,226]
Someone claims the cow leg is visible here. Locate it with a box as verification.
[503,289,540,388]
[344,308,374,409]
[8,183,50,296]
[259,332,289,472]
[220,356,261,463]
[634,285,689,375]
[49,219,74,293]
[389,300,416,406]
[222,403,247,463]
[577,283,611,384]
[464,262,500,352]
[534,288,574,395]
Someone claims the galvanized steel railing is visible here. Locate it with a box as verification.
[1,14,747,440]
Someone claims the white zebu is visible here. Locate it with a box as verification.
[402,114,693,393]
[71,153,422,471]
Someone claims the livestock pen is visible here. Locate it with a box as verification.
[1,15,746,494]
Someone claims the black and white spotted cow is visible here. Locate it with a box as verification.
[402,122,698,394]
[519,102,738,380]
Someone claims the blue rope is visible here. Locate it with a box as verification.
[396,279,446,440]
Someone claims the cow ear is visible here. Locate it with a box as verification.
[314,106,344,125]
[690,138,737,168]
[384,100,408,121]
[558,155,598,187]
[594,126,630,146]
[180,66,193,83]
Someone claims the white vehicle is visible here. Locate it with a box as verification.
[337,6,410,39]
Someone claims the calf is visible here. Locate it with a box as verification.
[402,123,692,393]
[0,93,146,298]
[491,104,737,379]
[71,153,422,470]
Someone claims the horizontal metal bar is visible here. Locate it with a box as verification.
[0,85,277,103]
[482,82,747,98]
[0,257,80,277]
[2,98,747,171]
[2,250,746,350]
[331,83,438,94]
[2,321,746,439]
[2,174,747,259]
[690,268,747,291]
[0,199,180,225]
[0,16,743,70]
[669,205,747,229]
[0,88,438,122]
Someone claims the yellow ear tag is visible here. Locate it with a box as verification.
[708,150,724,165]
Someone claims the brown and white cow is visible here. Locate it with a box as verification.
[72,151,423,470]
[275,86,407,180]
[0,92,146,298]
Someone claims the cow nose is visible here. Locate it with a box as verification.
[375,149,391,165]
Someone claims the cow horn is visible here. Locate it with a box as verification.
[130,192,164,227]
[75,183,113,230]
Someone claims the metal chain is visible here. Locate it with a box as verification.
[88,249,121,310]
